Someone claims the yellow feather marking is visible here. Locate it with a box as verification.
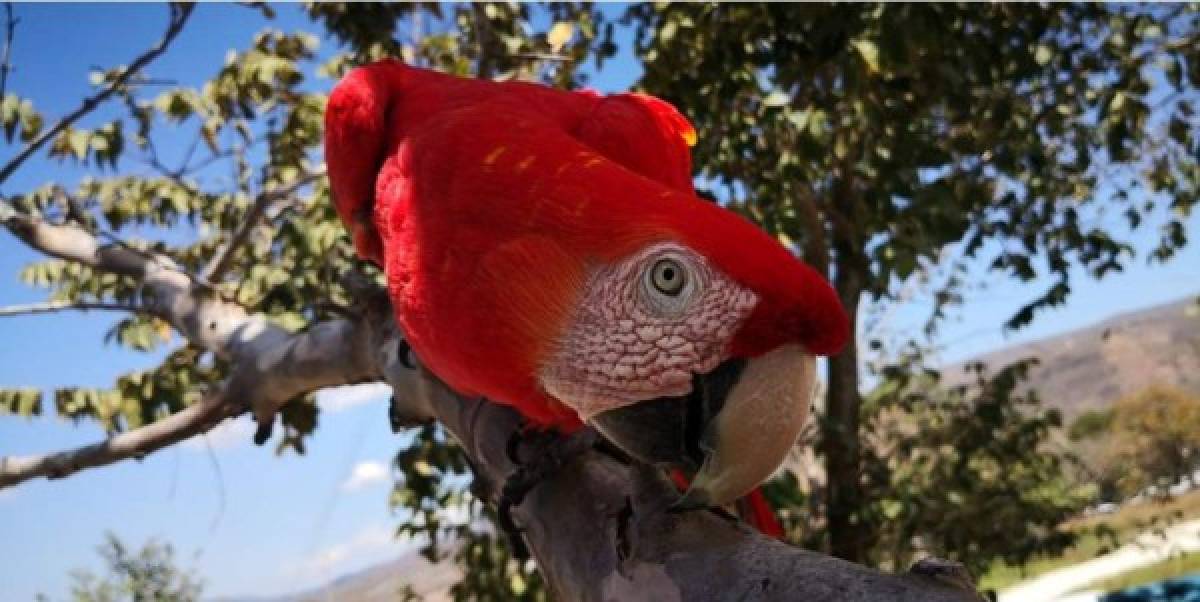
[516,155,536,172]
[483,146,508,166]
[681,126,697,147]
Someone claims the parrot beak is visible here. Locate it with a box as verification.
[590,344,816,509]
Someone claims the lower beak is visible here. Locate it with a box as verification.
[590,344,816,508]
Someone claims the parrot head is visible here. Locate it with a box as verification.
[531,191,849,509]
[324,61,849,510]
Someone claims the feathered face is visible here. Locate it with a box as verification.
[536,229,834,508]
[540,242,759,419]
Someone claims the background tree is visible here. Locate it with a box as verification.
[1072,386,1200,499]
[39,533,203,602]
[626,3,1200,561]
[858,356,1091,578]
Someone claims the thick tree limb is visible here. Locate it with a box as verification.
[0,2,193,186]
[418,368,983,602]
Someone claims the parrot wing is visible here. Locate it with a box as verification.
[325,60,698,263]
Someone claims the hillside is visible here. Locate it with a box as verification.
[942,296,1200,420]
[215,550,461,602]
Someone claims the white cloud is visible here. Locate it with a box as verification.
[288,524,398,577]
[182,416,256,451]
[341,460,390,492]
[316,383,391,413]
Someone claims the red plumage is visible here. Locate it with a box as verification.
[326,60,847,428]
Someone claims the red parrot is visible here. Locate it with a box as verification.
[325,60,848,532]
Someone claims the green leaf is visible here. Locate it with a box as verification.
[852,39,880,74]
[546,21,574,53]
[763,90,790,108]
[1033,44,1054,67]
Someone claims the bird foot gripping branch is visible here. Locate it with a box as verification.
[495,426,599,560]
[324,60,849,539]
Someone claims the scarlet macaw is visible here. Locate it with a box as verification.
[325,60,848,532]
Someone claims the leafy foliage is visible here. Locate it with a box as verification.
[42,532,203,602]
[1074,386,1200,499]
[861,358,1091,577]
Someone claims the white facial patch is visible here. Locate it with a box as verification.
[539,243,758,420]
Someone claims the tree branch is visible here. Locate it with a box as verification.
[0,306,388,488]
[0,3,16,100]
[0,300,143,318]
[424,373,984,602]
[1,204,168,278]
[200,171,323,283]
[0,2,193,186]
[0,388,238,487]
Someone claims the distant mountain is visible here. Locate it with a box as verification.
[214,550,461,602]
[941,295,1200,420]
[221,296,1200,601]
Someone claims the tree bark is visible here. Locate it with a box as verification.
[417,363,983,602]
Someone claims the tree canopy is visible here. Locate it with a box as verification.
[2,3,1199,600]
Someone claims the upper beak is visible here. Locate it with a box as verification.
[590,344,816,508]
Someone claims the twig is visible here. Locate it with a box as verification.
[0,2,194,186]
[515,52,571,62]
[203,436,227,534]
[0,388,240,488]
[0,3,16,100]
[471,3,497,80]
[200,171,322,282]
[0,300,142,318]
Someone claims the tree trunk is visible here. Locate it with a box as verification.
[822,265,867,562]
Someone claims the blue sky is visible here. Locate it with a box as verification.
[0,4,1198,601]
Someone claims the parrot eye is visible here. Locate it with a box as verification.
[650,258,687,296]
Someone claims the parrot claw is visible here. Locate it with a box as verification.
[495,427,598,560]
[395,338,416,370]
[669,487,712,512]
[668,488,741,529]
[252,417,273,445]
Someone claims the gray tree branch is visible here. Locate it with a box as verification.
[0,3,16,100]
[0,2,193,186]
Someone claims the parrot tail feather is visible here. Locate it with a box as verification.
[737,487,785,539]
